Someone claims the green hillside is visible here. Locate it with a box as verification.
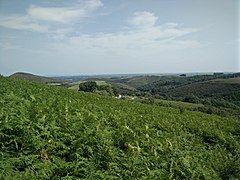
[83,75,166,96]
[0,76,240,179]
[85,74,240,100]
[210,77,240,84]
[87,75,163,89]
[10,72,70,85]
[168,80,240,97]
[138,73,240,94]
[137,73,240,113]
[111,75,162,88]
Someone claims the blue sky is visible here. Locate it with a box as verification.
[0,0,239,76]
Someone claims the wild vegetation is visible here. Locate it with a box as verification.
[0,76,240,179]
[78,81,117,96]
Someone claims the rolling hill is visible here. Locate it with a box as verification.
[10,72,70,85]
[168,78,240,97]
[138,73,240,94]
[0,76,239,179]
[86,75,164,89]
[138,73,240,102]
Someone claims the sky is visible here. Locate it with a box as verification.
[0,0,239,76]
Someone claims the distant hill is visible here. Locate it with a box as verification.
[81,73,240,99]
[136,73,240,111]
[10,72,70,85]
[168,76,240,97]
[106,75,163,88]
[79,75,164,96]
[138,73,240,95]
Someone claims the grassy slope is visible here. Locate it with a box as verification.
[168,79,240,97]
[121,75,162,88]
[138,74,240,98]
[210,77,240,84]
[10,72,69,85]
[95,75,164,89]
[0,77,240,179]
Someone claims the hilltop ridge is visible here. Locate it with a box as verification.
[10,72,70,85]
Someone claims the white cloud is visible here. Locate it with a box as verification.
[0,0,103,32]
[27,0,103,23]
[46,20,200,74]
[0,8,200,64]
[0,16,48,32]
[128,11,158,28]
[49,14,200,55]
[27,6,85,23]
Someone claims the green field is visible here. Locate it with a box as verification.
[92,75,163,89]
[120,75,162,88]
[0,77,240,179]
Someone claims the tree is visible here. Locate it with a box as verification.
[79,81,98,92]
[182,95,199,103]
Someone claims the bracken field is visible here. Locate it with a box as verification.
[0,76,240,179]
